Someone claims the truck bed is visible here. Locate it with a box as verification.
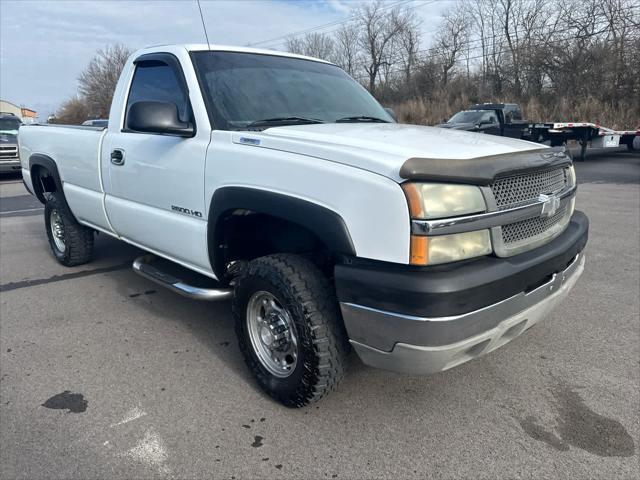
[19,124,112,232]
[19,124,107,194]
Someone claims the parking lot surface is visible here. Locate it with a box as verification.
[1,148,639,479]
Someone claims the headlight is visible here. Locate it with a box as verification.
[409,229,493,265]
[427,230,492,265]
[567,165,576,187]
[402,183,486,219]
[402,182,492,265]
[566,165,576,217]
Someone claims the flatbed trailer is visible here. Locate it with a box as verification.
[528,122,639,160]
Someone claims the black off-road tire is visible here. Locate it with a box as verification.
[232,254,349,407]
[44,191,94,266]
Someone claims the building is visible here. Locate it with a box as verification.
[21,107,37,124]
[0,100,37,124]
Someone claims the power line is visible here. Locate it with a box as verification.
[247,0,413,47]
[261,0,461,51]
[249,0,447,49]
[350,18,638,83]
[349,5,639,74]
[415,4,640,59]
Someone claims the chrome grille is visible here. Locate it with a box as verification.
[492,168,567,210]
[490,166,572,255]
[501,205,568,244]
[0,146,18,159]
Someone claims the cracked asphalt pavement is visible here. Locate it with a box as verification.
[1,148,639,479]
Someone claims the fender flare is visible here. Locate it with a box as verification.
[29,154,64,203]
[208,186,356,277]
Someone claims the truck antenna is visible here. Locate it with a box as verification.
[196,0,211,49]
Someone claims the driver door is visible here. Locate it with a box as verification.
[484,113,501,136]
[103,54,212,272]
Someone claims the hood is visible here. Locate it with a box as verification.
[236,123,545,182]
[0,132,18,144]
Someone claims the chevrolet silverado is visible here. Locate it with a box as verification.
[18,44,588,407]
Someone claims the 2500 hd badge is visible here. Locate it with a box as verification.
[171,205,203,217]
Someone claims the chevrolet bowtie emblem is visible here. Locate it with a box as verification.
[539,193,560,218]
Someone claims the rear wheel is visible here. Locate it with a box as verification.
[232,254,349,407]
[44,191,94,266]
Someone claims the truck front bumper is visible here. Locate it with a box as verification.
[336,210,588,374]
[0,158,21,173]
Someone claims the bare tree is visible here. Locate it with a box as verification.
[285,32,335,61]
[354,0,637,127]
[56,3,637,129]
[53,96,90,125]
[601,0,638,102]
[464,0,489,83]
[334,24,361,75]
[78,44,131,118]
[285,36,306,55]
[357,1,409,94]
[499,0,523,96]
[398,14,422,83]
[433,8,469,86]
[516,0,552,97]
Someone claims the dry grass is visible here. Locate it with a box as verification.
[393,95,640,130]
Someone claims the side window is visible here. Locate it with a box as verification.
[504,109,512,123]
[481,112,495,124]
[511,108,523,121]
[504,105,522,123]
[125,62,189,129]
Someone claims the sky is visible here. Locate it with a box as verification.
[0,0,453,120]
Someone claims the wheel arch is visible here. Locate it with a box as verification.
[29,154,64,204]
[208,187,356,279]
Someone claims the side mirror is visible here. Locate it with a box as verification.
[384,107,398,122]
[127,101,194,137]
[479,119,492,126]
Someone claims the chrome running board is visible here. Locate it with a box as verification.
[132,254,232,301]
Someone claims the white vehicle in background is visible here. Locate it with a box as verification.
[18,44,588,407]
[439,103,639,160]
[528,122,639,159]
[81,119,109,127]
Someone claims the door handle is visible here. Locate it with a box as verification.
[111,149,125,166]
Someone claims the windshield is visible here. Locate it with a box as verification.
[0,117,22,134]
[448,111,492,124]
[191,51,393,130]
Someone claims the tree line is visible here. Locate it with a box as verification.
[54,0,638,128]
[286,0,639,128]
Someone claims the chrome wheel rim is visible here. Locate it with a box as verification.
[246,291,298,378]
[50,209,66,252]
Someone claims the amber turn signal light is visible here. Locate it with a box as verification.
[401,183,423,218]
[410,235,428,265]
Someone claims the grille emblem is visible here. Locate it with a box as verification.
[538,193,560,218]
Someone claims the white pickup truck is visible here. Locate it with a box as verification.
[19,44,588,407]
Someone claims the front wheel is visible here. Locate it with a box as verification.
[44,192,94,266]
[232,254,349,407]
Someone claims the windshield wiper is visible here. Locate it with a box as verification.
[335,115,390,123]
[244,116,324,128]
